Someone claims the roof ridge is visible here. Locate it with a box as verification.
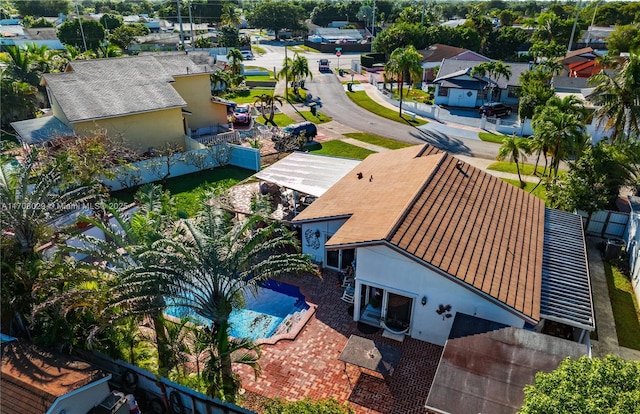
[384,151,448,242]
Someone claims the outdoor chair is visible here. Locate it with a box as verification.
[341,285,355,303]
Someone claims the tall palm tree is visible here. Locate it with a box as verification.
[226,48,244,76]
[220,3,241,27]
[277,55,295,100]
[471,61,512,102]
[152,202,316,402]
[210,69,231,95]
[253,93,283,126]
[497,136,531,188]
[589,53,640,141]
[291,53,312,93]
[384,45,423,116]
[532,110,588,178]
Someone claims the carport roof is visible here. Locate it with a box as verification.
[10,116,74,145]
[541,208,594,330]
[254,152,361,197]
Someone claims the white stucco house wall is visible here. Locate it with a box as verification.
[293,145,594,347]
[626,196,640,306]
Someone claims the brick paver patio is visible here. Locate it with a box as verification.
[235,270,443,414]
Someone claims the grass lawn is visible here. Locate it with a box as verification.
[255,113,297,127]
[299,111,331,124]
[111,166,254,218]
[389,86,432,104]
[251,45,266,54]
[478,132,507,143]
[309,140,375,160]
[501,178,547,202]
[488,161,566,177]
[344,132,414,150]
[345,91,427,126]
[604,261,640,350]
[224,88,275,104]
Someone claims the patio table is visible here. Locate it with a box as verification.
[338,334,402,377]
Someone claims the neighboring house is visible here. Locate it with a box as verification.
[560,47,600,67]
[425,327,586,414]
[567,59,601,78]
[293,145,594,347]
[578,25,615,50]
[1,339,112,414]
[626,196,640,307]
[11,54,229,152]
[309,28,363,44]
[19,27,65,50]
[418,44,467,82]
[433,57,530,107]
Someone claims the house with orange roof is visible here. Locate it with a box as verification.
[293,145,594,346]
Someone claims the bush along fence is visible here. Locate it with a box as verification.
[102,143,261,192]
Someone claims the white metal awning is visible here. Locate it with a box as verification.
[255,152,361,197]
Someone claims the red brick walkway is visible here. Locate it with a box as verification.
[235,271,443,414]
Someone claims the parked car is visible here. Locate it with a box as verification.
[233,105,252,125]
[283,121,318,142]
[478,102,512,117]
[240,50,254,60]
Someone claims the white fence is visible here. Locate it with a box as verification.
[102,143,260,192]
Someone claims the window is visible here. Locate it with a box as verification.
[507,86,520,98]
[477,89,486,99]
[438,86,449,97]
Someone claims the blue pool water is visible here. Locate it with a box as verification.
[166,281,309,341]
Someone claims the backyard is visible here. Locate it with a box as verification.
[604,260,640,350]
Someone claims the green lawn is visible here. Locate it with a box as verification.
[299,111,331,124]
[604,261,640,350]
[255,113,297,127]
[388,86,432,104]
[478,132,507,143]
[224,88,275,104]
[345,91,427,126]
[110,166,254,218]
[309,140,375,160]
[251,45,266,54]
[501,178,547,202]
[344,132,414,150]
[488,161,566,177]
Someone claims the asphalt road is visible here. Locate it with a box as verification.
[253,45,502,160]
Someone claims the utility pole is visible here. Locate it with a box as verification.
[75,1,87,52]
[177,0,186,51]
[284,45,288,102]
[567,0,582,53]
[188,0,194,49]
[371,0,376,52]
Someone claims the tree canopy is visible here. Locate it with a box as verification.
[14,0,69,17]
[246,2,305,37]
[57,18,106,51]
[519,355,640,414]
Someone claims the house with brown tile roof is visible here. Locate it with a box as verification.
[293,145,594,346]
[417,44,467,82]
[1,341,112,414]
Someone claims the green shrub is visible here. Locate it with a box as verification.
[263,398,354,414]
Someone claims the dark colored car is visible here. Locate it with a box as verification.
[283,121,318,142]
[479,102,512,117]
[233,105,252,125]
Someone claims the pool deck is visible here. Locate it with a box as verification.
[235,270,443,414]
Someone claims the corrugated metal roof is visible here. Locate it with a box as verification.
[255,152,361,197]
[541,208,595,330]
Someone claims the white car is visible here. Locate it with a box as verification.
[240,50,254,60]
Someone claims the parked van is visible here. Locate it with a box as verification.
[283,121,318,142]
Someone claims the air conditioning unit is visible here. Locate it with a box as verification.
[93,391,129,414]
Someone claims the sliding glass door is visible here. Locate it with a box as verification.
[358,284,413,334]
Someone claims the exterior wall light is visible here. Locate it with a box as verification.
[421,296,427,306]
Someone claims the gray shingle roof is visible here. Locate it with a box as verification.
[437,59,531,88]
[43,55,209,123]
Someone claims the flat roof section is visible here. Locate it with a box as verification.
[255,152,361,198]
[10,116,75,145]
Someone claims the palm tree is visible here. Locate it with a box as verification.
[277,55,295,100]
[471,61,512,102]
[0,149,98,255]
[589,52,640,141]
[151,202,316,402]
[291,53,312,93]
[210,69,231,96]
[253,93,283,126]
[1,71,39,128]
[497,136,531,188]
[384,45,423,116]
[226,48,244,77]
[40,185,178,376]
[532,110,588,178]
[220,3,241,27]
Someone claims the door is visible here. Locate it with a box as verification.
[385,293,413,333]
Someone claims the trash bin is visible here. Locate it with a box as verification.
[347,82,353,92]
[604,239,625,260]
[339,69,344,76]
[309,102,317,116]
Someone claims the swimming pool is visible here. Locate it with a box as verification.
[166,280,309,341]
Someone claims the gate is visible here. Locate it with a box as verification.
[579,210,629,239]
